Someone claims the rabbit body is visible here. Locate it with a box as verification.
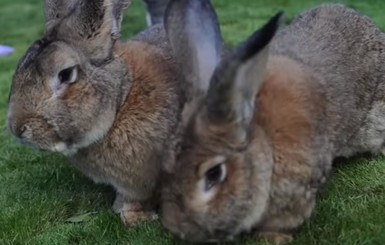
[272,4,385,157]
[73,27,181,214]
[8,1,181,224]
[257,3,385,231]
[161,2,385,243]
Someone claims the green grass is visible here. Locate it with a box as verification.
[1,0,385,244]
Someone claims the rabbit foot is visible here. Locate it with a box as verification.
[381,148,385,156]
[258,232,293,245]
[120,201,158,226]
[112,193,126,213]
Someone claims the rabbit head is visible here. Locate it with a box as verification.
[161,0,283,241]
[8,0,131,155]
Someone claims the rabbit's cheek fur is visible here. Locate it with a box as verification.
[7,106,62,151]
[8,87,63,151]
[216,139,273,236]
[162,198,228,242]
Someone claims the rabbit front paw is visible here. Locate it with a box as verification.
[112,193,126,213]
[119,201,158,226]
[258,232,293,245]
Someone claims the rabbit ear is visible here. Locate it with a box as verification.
[205,12,284,142]
[44,0,77,32]
[165,0,223,123]
[110,0,133,39]
[143,0,170,26]
[49,0,131,62]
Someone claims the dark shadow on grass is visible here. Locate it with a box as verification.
[332,152,378,168]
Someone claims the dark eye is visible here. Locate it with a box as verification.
[58,66,77,84]
[204,163,226,191]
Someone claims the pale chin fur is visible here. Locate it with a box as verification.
[52,110,115,156]
[50,143,77,156]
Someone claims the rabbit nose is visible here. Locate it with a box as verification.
[8,117,29,139]
[7,103,31,139]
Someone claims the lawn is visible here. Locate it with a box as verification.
[1,0,385,244]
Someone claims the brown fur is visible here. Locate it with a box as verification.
[261,56,315,185]
[257,56,321,231]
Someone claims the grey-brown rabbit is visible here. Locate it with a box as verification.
[161,0,385,243]
[7,0,182,225]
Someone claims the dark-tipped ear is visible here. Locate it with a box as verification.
[52,0,131,62]
[165,0,223,107]
[206,12,284,142]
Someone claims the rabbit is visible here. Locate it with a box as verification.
[7,0,183,226]
[161,1,385,243]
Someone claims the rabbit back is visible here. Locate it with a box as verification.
[271,4,385,157]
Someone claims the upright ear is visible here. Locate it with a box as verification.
[143,0,170,26]
[49,0,131,63]
[206,12,284,143]
[165,0,223,123]
[44,0,77,33]
[111,0,133,39]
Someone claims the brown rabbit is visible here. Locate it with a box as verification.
[7,0,182,225]
[161,1,385,243]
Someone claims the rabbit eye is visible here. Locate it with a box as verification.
[204,163,226,191]
[58,66,77,84]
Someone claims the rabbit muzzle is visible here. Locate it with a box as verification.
[7,104,74,155]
